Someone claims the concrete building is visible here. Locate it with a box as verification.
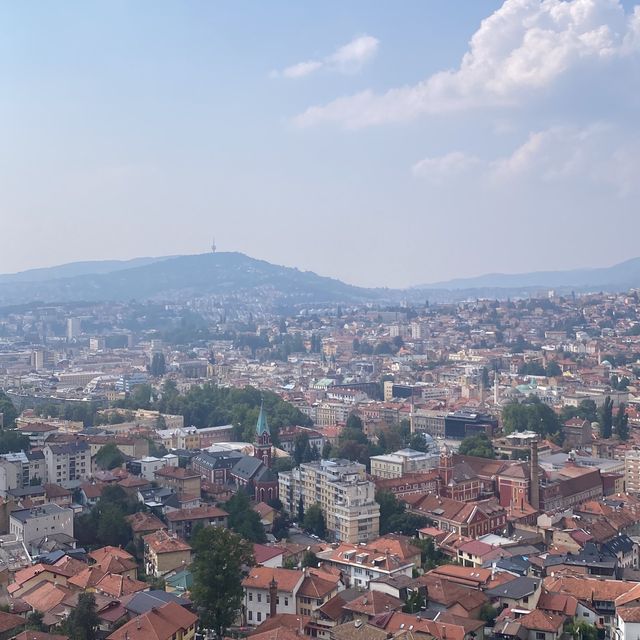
[43,441,91,486]
[0,451,46,496]
[279,459,380,544]
[9,504,74,545]
[625,448,640,495]
[370,448,437,479]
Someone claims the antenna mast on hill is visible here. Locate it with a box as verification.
[211,236,217,253]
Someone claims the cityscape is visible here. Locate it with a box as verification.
[3,1,640,640]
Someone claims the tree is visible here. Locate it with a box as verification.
[403,588,426,614]
[65,593,99,640]
[565,621,598,640]
[302,550,320,568]
[226,490,266,543]
[615,403,630,441]
[26,611,45,631]
[545,361,562,377]
[412,537,445,570]
[297,496,305,524]
[409,433,428,453]
[458,433,495,459]
[150,353,166,377]
[94,443,125,470]
[599,396,614,439]
[376,490,428,536]
[346,414,363,431]
[96,503,131,547]
[502,397,561,437]
[303,503,326,538]
[479,603,499,625]
[0,391,17,428]
[272,513,290,540]
[0,430,30,454]
[191,526,254,639]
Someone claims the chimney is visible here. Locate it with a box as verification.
[269,577,278,618]
[530,441,540,510]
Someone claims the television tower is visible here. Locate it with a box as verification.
[211,236,217,253]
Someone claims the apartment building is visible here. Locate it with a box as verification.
[625,448,640,494]
[0,451,46,496]
[43,441,91,486]
[370,448,437,479]
[9,504,74,545]
[279,459,380,544]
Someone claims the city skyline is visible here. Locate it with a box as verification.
[3,0,639,287]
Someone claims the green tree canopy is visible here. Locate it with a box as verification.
[150,352,166,377]
[502,397,561,437]
[225,490,266,543]
[303,503,326,538]
[376,490,428,536]
[94,443,126,470]
[191,526,254,639]
[599,396,614,439]
[65,593,99,640]
[0,391,17,428]
[458,433,495,459]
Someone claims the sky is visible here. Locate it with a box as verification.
[2,0,640,288]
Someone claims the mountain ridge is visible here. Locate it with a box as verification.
[414,257,640,291]
[1,253,640,307]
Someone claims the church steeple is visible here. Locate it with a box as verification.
[254,400,272,468]
[256,401,270,437]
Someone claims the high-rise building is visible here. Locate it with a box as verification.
[66,317,82,340]
[279,459,380,544]
[625,448,640,494]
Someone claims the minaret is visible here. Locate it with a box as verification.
[493,371,499,405]
[254,401,272,468]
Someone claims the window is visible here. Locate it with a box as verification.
[248,593,253,601]
[248,611,252,621]
[257,612,262,622]
[536,633,545,640]
[523,596,529,604]
[284,597,289,606]
[257,593,262,603]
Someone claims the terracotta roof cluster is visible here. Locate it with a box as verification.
[107,601,197,640]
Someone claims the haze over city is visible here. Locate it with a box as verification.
[3,0,640,287]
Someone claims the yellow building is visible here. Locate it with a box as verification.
[280,459,380,544]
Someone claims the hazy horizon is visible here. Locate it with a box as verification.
[3,0,639,288]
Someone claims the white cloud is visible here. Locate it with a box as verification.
[412,151,481,182]
[294,0,640,128]
[413,124,640,197]
[273,35,379,79]
[490,124,640,195]
[281,60,323,79]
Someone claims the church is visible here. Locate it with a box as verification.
[229,403,279,503]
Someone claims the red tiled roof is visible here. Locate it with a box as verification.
[107,601,198,640]
[242,567,303,593]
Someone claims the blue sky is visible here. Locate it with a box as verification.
[1,1,639,287]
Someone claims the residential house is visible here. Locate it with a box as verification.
[166,505,228,539]
[107,601,198,640]
[143,529,192,578]
[486,576,542,611]
[242,567,304,626]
